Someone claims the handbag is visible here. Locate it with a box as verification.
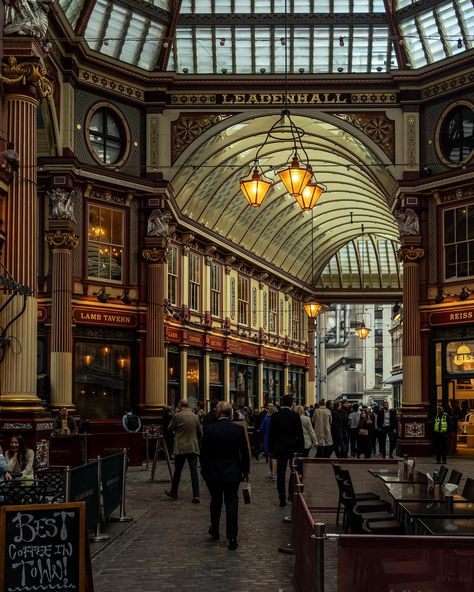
[358,428,369,436]
[241,482,252,504]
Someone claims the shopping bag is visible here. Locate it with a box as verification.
[242,482,252,504]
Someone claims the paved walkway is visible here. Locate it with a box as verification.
[92,457,295,592]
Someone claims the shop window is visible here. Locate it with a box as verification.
[289,367,305,405]
[438,103,474,165]
[238,275,249,325]
[74,342,131,419]
[292,299,301,341]
[263,365,283,404]
[443,204,474,279]
[168,245,179,305]
[88,205,124,281]
[269,290,278,333]
[87,106,128,165]
[210,263,222,317]
[187,356,202,410]
[230,359,256,408]
[188,252,201,311]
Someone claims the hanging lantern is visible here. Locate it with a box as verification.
[304,302,323,318]
[277,155,312,196]
[355,321,371,340]
[240,166,272,207]
[294,182,325,211]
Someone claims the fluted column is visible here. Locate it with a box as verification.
[45,219,78,410]
[223,353,231,402]
[142,238,169,412]
[0,57,53,412]
[307,323,316,404]
[203,349,210,405]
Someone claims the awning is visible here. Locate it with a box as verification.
[383,372,403,385]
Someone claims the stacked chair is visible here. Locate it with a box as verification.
[461,478,474,502]
[446,469,462,486]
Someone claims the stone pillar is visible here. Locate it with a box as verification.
[257,359,264,409]
[396,238,431,455]
[141,238,169,413]
[45,217,78,411]
[0,56,53,413]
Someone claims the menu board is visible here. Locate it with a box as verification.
[0,502,90,592]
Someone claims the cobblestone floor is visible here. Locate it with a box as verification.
[92,457,296,592]
[91,453,474,592]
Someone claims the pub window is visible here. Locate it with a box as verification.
[88,205,125,282]
[269,289,278,334]
[238,276,249,325]
[168,245,179,306]
[210,263,222,317]
[443,204,474,279]
[292,299,301,341]
[189,252,201,311]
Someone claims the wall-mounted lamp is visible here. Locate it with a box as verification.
[460,287,471,301]
[117,356,128,369]
[119,289,132,305]
[434,289,445,304]
[96,287,108,303]
[83,354,94,366]
[392,302,402,321]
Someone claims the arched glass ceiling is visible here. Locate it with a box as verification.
[170,113,400,288]
[58,0,474,72]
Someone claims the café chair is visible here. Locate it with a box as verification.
[435,465,448,485]
[333,465,380,527]
[446,469,462,486]
[0,481,47,505]
[36,466,66,502]
[362,518,404,534]
[461,477,474,502]
[341,480,392,533]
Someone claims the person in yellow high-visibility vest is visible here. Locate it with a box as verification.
[433,404,451,464]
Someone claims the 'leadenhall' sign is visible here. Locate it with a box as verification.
[73,307,138,327]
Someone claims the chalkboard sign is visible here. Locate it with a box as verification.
[0,502,90,592]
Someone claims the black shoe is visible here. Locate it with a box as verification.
[208,527,219,541]
[228,539,238,550]
[279,499,287,507]
[192,497,200,504]
[165,490,177,500]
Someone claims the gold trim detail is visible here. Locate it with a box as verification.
[334,112,394,160]
[0,56,53,98]
[422,71,474,99]
[142,244,170,264]
[79,69,144,101]
[351,93,397,104]
[45,231,79,249]
[397,246,424,262]
[171,113,232,162]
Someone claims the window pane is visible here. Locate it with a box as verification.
[444,209,455,243]
[445,244,456,278]
[456,207,467,242]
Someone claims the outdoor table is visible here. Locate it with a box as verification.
[399,501,474,533]
[385,483,466,518]
[417,517,474,536]
[369,468,428,484]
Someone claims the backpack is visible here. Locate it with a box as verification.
[125,413,140,432]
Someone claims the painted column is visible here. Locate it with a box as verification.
[45,216,78,411]
[0,57,53,412]
[396,239,431,455]
[141,237,169,412]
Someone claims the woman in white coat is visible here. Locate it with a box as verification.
[295,405,318,457]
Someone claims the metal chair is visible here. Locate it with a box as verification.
[436,465,448,484]
[333,465,380,527]
[461,477,474,502]
[0,481,47,505]
[446,469,462,486]
[36,466,66,502]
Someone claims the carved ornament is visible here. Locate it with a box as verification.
[171,113,232,162]
[142,245,170,264]
[0,56,53,98]
[334,112,394,160]
[45,231,79,250]
[397,246,424,263]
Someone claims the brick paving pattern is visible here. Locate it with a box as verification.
[92,453,474,592]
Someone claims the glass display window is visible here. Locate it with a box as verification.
[263,364,283,405]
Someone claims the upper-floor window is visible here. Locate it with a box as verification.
[88,107,127,165]
[168,245,179,305]
[238,275,249,326]
[292,300,302,341]
[88,205,124,281]
[210,263,222,317]
[269,290,278,334]
[438,103,474,165]
[444,205,474,279]
[189,252,201,311]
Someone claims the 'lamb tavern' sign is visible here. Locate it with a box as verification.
[73,307,137,328]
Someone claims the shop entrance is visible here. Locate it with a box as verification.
[444,377,474,454]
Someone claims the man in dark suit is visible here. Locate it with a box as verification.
[376,401,398,458]
[269,395,304,507]
[200,401,250,550]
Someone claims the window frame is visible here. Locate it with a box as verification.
[269,289,278,334]
[188,251,201,312]
[85,102,131,167]
[238,274,250,326]
[168,244,179,306]
[435,100,474,168]
[442,202,474,281]
[87,202,126,283]
[210,262,222,318]
[292,299,302,341]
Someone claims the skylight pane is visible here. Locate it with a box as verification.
[119,15,147,65]
[372,0,385,11]
[334,0,350,12]
[371,26,390,71]
[438,3,463,57]
[215,0,232,12]
[274,27,286,74]
[353,0,370,11]
[293,27,310,72]
[175,27,195,72]
[399,19,427,67]
[139,21,166,70]
[313,28,330,72]
[418,12,446,62]
[235,28,252,73]
[255,28,271,74]
[255,0,272,13]
[333,27,350,72]
[314,0,330,12]
[294,0,311,12]
[396,0,412,7]
[84,0,108,51]
[458,0,474,46]
[216,27,233,72]
[180,0,192,12]
[352,27,369,72]
[239,0,252,11]
[101,5,128,57]
[196,27,213,73]
[274,0,286,12]
[60,0,85,28]
[194,0,212,11]
[149,0,168,8]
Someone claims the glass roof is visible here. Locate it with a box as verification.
[169,112,401,289]
[58,0,474,72]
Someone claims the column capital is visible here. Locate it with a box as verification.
[142,235,170,263]
[45,230,79,250]
[397,245,424,263]
[0,56,53,99]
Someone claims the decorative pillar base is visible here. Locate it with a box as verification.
[396,404,432,457]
